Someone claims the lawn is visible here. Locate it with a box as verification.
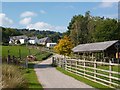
[56,67,114,90]
[23,63,43,89]
[2,45,52,60]
[2,46,39,58]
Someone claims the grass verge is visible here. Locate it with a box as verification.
[24,63,43,89]
[56,67,115,90]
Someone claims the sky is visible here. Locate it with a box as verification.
[0,2,118,32]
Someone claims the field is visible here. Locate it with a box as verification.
[1,45,53,89]
[2,45,52,61]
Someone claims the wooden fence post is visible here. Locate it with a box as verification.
[109,59,112,86]
[75,60,77,75]
[64,58,67,70]
[29,49,31,55]
[84,58,86,77]
[94,59,97,80]
[19,49,21,59]
[7,55,11,64]
[70,60,72,72]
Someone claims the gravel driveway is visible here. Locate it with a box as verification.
[34,55,94,88]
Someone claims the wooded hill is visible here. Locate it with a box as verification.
[1,27,62,44]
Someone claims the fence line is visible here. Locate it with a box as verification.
[52,57,120,89]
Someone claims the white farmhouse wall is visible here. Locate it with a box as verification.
[19,39,25,44]
[29,40,36,44]
[9,41,12,44]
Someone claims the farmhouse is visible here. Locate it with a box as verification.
[38,37,51,45]
[9,35,28,44]
[72,40,120,63]
[28,36,38,44]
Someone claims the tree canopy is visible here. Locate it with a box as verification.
[54,36,74,56]
[65,11,120,46]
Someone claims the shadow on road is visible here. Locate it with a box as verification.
[35,64,54,69]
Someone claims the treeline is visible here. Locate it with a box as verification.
[64,11,120,46]
[1,27,62,44]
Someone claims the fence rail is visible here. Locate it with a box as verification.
[52,57,120,89]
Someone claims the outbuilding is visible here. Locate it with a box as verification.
[72,40,120,63]
[46,43,57,48]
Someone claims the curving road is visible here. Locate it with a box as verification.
[34,55,94,88]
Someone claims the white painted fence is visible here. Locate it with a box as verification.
[52,57,120,89]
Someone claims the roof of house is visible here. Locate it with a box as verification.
[72,40,119,53]
[10,35,28,40]
[29,37,37,40]
[39,37,49,42]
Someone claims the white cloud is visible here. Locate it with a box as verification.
[104,14,118,18]
[19,17,31,25]
[40,10,46,14]
[0,13,13,26]
[99,2,114,8]
[26,22,67,32]
[20,11,37,18]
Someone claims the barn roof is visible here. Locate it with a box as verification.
[72,40,119,53]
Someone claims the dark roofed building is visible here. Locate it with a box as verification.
[72,40,119,53]
[72,40,120,63]
[38,37,51,45]
[28,36,38,44]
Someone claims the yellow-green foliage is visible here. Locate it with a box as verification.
[2,64,28,88]
[54,36,74,56]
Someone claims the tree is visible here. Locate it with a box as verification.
[54,36,74,56]
[93,18,119,42]
[67,11,91,45]
[17,40,21,44]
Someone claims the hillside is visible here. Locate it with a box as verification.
[1,27,63,44]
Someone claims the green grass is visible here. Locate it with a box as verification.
[2,45,52,61]
[56,67,115,90]
[2,46,39,58]
[24,63,43,89]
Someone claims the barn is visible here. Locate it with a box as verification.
[72,40,120,63]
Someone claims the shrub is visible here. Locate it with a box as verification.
[2,64,28,88]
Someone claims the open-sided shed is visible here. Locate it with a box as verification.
[72,40,120,62]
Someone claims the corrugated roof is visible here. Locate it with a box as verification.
[72,40,119,53]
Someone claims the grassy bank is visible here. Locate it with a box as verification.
[24,63,43,89]
[56,67,114,90]
[2,63,43,89]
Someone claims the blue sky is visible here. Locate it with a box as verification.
[1,2,118,32]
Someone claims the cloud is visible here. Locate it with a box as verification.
[0,13,13,26]
[19,17,31,25]
[104,14,118,18]
[99,2,115,8]
[40,10,46,14]
[20,11,37,18]
[26,22,67,32]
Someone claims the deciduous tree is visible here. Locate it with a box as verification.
[54,36,74,56]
